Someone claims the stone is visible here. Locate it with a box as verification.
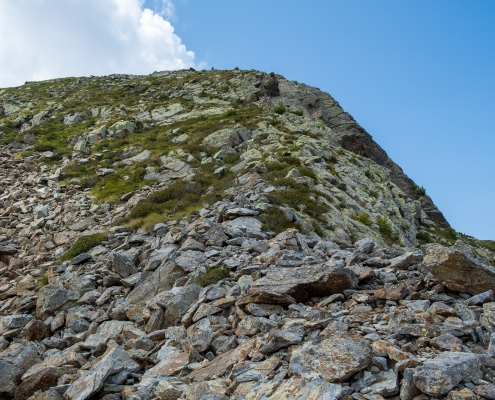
[155,284,202,322]
[388,250,423,269]
[21,319,51,341]
[111,252,138,278]
[1,314,33,330]
[185,317,214,353]
[107,121,136,138]
[65,342,139,400]
[188,338,256,382]
[0,341,40,396]
[145,352,189,377]
[36,284,75,320]
[249,263,358,302]
[466,289,493,305]
[374,284,409,301]
[260,324,305,354]
[202,125,252,149]
[175,250,207,272]
[413,352,491,396]
[368,370,398,396]
[423,244,495,295]
[289,329,372,382]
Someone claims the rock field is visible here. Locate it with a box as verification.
[0,69,495,399]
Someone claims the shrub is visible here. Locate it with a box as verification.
[33,143,56,152]
[312,221,325,237]
[377,216,393,238]
[259,205,294,234]
[226,109,238,116]
[59,232,108,261]
[273,101,286,115]
[364,170,373,179]
[411,183,426,196]
[196,268,230,287]
[269,118,281,127]
[290,110,304,116]
[351,212,372,226]
[416,231,431,244]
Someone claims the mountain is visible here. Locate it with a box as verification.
[0,69,494,399]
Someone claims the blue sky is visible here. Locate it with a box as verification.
[1,1,494,239]
[144,0,495,239]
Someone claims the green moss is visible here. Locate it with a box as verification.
[59,232,108,261]
[196,267,230,287]
[351,212,372,226]
[290,110,304,116]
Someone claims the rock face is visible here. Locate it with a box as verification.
[423,243,495,294]
[0,68,494,399]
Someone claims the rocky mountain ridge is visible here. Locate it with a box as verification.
[0,69,494,399]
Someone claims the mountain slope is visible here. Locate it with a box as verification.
[1,69,495,399]
[0,69,454,248]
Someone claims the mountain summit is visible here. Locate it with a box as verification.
[0,69,494,399]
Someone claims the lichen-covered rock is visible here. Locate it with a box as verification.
[202,125,252,149]
[413,352,492,396]
[289,329,372,382]
[423,244,495,294]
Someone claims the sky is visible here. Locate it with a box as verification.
[0,0,494,239]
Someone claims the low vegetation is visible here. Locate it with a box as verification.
[196,267,230,287]
[59,232,108,261]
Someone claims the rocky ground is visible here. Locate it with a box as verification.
[1,69,495,399]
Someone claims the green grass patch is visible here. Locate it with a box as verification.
[59,232,108,262]
[196,267,230,287]
[351,212,372,226]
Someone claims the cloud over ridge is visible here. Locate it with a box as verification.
[0,0,196,88]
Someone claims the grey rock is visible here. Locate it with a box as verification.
[289,329,372,382]
[248,263,358,302]
[1,314,33,330]
[155,284,202,320]
[423,244,495,295]
[0,341,40,396]
[65,342,139,400]
[413,352,491,396]
[111,252,138,278]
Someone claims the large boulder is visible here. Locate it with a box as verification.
[413,352,493,396]
[289,329,372,382]
[202,125,252,149]
[0,341,40,396]
[423,244,495,295]
[65,342,139,400]
[246,263,358,303]
[36,284,77,320]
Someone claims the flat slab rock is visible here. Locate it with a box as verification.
[289,329,372,382]
[423,244,495,295]
[249,263,358,302]
[239,376,342,400]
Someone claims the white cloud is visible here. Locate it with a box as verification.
[0,0,197,88]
